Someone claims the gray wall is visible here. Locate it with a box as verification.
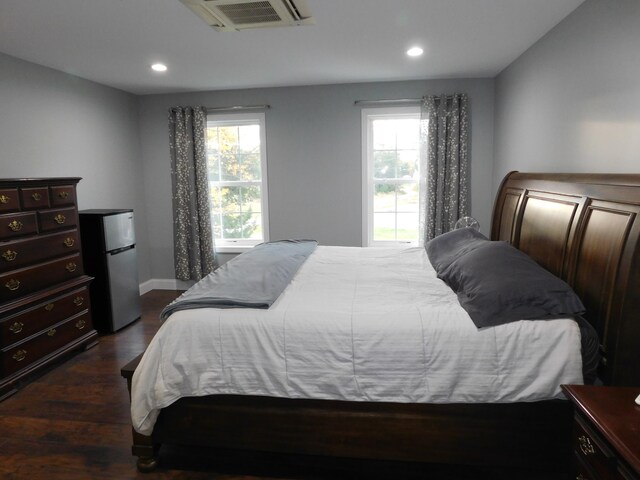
[494,0,640,190]
[139,79,495,279]
[0,52,150,282]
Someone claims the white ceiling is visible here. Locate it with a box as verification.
[0,0,585,96]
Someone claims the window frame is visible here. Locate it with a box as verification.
[206,112,269,253]
[361,106,421,247]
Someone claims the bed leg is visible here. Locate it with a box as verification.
[136,455,158,473]
[131,429,160,473]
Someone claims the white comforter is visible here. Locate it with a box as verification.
[131,246,583,435]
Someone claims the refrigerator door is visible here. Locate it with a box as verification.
[106,247,142,331]
[103,212,136,252]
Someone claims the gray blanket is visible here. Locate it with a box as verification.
[160,239,317,320]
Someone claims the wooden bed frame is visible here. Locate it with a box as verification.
[122,171,640,472]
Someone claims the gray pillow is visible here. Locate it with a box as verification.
[426,227,489,272]
[438,241,585,328]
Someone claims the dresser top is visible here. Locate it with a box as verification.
[562,384,640,474]
[0,178,81,187]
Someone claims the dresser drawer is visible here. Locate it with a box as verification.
[50,185,76,207]
[0,230,80,273]
[0,286,90,347]
[38,207,77,233]
[574,415,623,480]
[0,254,84,302]
[20,187,50,210]
[0,212,38,241]
[0,189,19,213]
[1,311,92,377]
[574,451,597,480]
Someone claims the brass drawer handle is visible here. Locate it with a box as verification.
[8,220,23,232]
[47,328,57,337]
[58,191,69,199]
[32,192,42,201]
[65,262,77,273]
[9,321,24,334]
[63,237,75,247]
[0,194,10,204]
[5,279,20,291]
[54,214,66,224]
[73,296,84,307]
[45,303,55,312]
[2,249,17,262]
[75,319,86,330]
[12,350,27,362]
[578,435,595,456]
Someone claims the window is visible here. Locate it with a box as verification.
[362,107,422,246]
[205,112,269,252]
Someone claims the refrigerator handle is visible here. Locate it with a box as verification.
[109,245,135,255]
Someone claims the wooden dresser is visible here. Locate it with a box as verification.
[0,178,97,400]
[562,385,640,480]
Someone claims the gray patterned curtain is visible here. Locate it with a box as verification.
[168,106,216,281]
[419,93,470,244]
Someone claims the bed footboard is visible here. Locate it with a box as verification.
[122,353,572,471]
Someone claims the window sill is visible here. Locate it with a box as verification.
[368,242,418,248]
[215,245,256,254]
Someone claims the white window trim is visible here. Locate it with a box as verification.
[361,106,420,247]
[215,244,256,254]
[207,112,269,253]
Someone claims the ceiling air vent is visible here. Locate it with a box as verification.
[180,0,315,32]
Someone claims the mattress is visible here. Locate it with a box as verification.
[131,246,583,435]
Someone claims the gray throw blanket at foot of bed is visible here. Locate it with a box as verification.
[160,239,318,320]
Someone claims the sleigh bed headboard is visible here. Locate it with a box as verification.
[491,172,640,386]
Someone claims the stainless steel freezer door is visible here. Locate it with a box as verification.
[103,212,136,252]
[106,247,141,331]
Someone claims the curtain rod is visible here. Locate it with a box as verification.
[207,104,270,112]
[354,98,419,106]
[354,95,457,106]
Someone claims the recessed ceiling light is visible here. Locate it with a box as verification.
[151,63,168,72]
[406,47,423,57]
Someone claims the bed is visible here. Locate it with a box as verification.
[121,171,640,472]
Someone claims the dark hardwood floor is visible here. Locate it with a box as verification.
[0,290,566,479]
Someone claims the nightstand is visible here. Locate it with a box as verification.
[562,385,640,480]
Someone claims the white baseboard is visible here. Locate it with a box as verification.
[139,278,195,295]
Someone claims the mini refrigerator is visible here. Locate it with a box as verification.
[79,209,142,332]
